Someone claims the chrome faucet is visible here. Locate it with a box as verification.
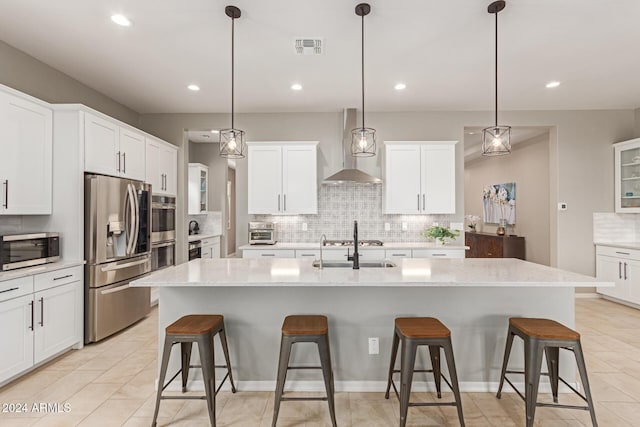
[347,220,360,269]
[319,234,327,269]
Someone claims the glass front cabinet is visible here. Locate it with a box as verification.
[615,138,640,213]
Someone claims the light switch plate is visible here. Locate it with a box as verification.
[302,222,308,231]
[368,337,379,355]
[384,223,391,231]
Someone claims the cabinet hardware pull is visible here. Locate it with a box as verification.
[432,253,446,257]
[624,262,628,280]
[283,194,286,211]
[392,254,407,257]
[122,152,126,174]
[39,297,44,327]
[29,301,34,331]
[278,194,281,211]
[53,274,73,281]
[116,151,121,172]
[300,254,315,257]
[487,252,493,256]
[2,180,7,209]
[0,287,19,294]
[619,261,622,279]
[261,254,275,257]
[423,194,426,211]
[417,194,420,211]
[616,251,631,255]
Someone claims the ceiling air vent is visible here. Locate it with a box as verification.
[294,38,323,55]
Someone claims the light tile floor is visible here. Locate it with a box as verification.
[1,298,640,426]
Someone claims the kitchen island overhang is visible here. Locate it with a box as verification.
[132,258,612,393]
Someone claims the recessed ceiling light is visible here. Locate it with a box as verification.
[291,83,303,91]
[394,83,407,90]
[545,81,561,89]
[187,84,200,91]
[210,129,219,134]
[111,14,132,27]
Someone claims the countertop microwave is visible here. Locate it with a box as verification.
[0,232,60,271]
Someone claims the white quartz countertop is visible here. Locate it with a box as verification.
[239,242,468,250]
[594,242,640,250]
[0,260,85,282]
[188,234,220,242]
[131,258,609,288]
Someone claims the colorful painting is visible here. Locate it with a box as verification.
[483,182,516,225]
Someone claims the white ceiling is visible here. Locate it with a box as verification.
[1,0,639,114]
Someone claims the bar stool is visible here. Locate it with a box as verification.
[496,318,598,427]
[385,317,465,427]
[272,315,337,427]
[152,315,236,427]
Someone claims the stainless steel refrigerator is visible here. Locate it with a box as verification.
[84,174,152,343]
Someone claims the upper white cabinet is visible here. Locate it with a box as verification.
[615,138,640,213]
[84,112,145,181]
[0,91,52,215]
[247,141,318,215]
[188,163,209,214]
[146,137,178,195]
[384,141,456,214]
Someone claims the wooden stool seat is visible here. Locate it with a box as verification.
[282,315,328,336]
[509,317,580,340]
[166,314,224,335]
[395,317,451,338]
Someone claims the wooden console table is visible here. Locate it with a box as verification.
[465,232,525,259]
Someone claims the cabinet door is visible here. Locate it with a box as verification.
[282,145,317,214]
[119,128,146,181]
[0,295,34,384]
[248,145,282,214]
[188,164,208,214]
[85,112,119,176]
[201,245,213,259]
[596,255,625,299]
[384,145,421,214]
[34,282,81,364]
[0,92,52,215]
[614,139,640,213]
[625,259,640,304]
[145,138,162,193]
[161,146,178,196]
[242,249,295,258]
[421,144,455,214]
[413,249,465,259]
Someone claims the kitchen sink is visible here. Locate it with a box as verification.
[312,260,396,268]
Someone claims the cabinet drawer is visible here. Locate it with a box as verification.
[412,249,465,259]
[34,266,82,293]
[201,236,220,246]
[385,250,412,259]
[596,245,640,260]
[243,249,295,259]
[296,250,320,259]
[0,276,33,303]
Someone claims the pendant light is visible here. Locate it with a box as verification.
[482,1,511,156]
[219,5,246,159]
[351,3,376,157]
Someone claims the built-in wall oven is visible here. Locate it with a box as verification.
[151,240,175,270]
[188,240,202,261]
[152,195,176,243]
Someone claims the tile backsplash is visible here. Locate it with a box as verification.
[253,184,459,243]
[188,211,222,236]
[0,216,24,234]
[593,212,639,242]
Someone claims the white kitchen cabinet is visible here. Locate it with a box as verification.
[201,236,221,259]
[413,248,465,259]
[384,141,457,214]
[596,245,640,306]
[146,137,178,195]
[84,112,145,180]
[247,142,318,214]
[0,266,82,386]
[296,250,321,259]
[385,249,412,259]
[188,163,209,214]
[0,90,52,215]
[242,249,295,259]
[614,138,640,213]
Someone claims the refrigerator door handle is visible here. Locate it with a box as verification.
[132,187,140,253]
[125,184,136,256]
[100,258,149,272]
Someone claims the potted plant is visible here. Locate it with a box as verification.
[465,215,480,232]
[422,225,460,245]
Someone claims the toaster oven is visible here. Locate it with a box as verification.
[248,222,276,245]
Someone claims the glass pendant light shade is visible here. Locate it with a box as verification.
[481,125,511,156]
[219,128,246,159]
[351,127,376,157]
[220,5,245,159]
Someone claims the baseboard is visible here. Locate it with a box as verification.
[574,292,600,299]
[598,294,640,309]
[163,379,577,394]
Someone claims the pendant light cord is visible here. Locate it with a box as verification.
[494,10,498,127]
[361,11,365,130]
[231,15,235,130]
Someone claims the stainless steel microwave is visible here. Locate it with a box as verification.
[248,222,277,245]
[0,232,60,271]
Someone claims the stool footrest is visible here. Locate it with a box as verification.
[189,364,232,370]
[287,366,322,370]
[503,373,590,407]
[537,402,590,411]
[161,396,206,401]
[409,402,457,408]
[392,369,434,374]
[281,397,328,402]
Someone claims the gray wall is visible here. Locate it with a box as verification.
[465,133,550,266]
[0,40,139,125]
[140,109,635,277]
[635,107,640,137]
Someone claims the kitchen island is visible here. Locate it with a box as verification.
[132,258,611,393]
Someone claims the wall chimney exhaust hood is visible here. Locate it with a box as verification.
[322,109,382,185]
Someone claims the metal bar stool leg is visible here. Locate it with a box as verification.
[272,335,293,427]
[399,339,418,427]
[429,345,442,399]
[524,340,544,427]
[152,335,174,427]
[385,330,400,399]
[180,342,193,392]
[544,346,560,403]
[574,341,598,427]
[496,327,515,399]
[197,334,217,427]
[443,338,465,427]
[218,325,237,393]
[318,334,338,427]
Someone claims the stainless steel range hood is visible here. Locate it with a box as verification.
[322,109,382,185]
